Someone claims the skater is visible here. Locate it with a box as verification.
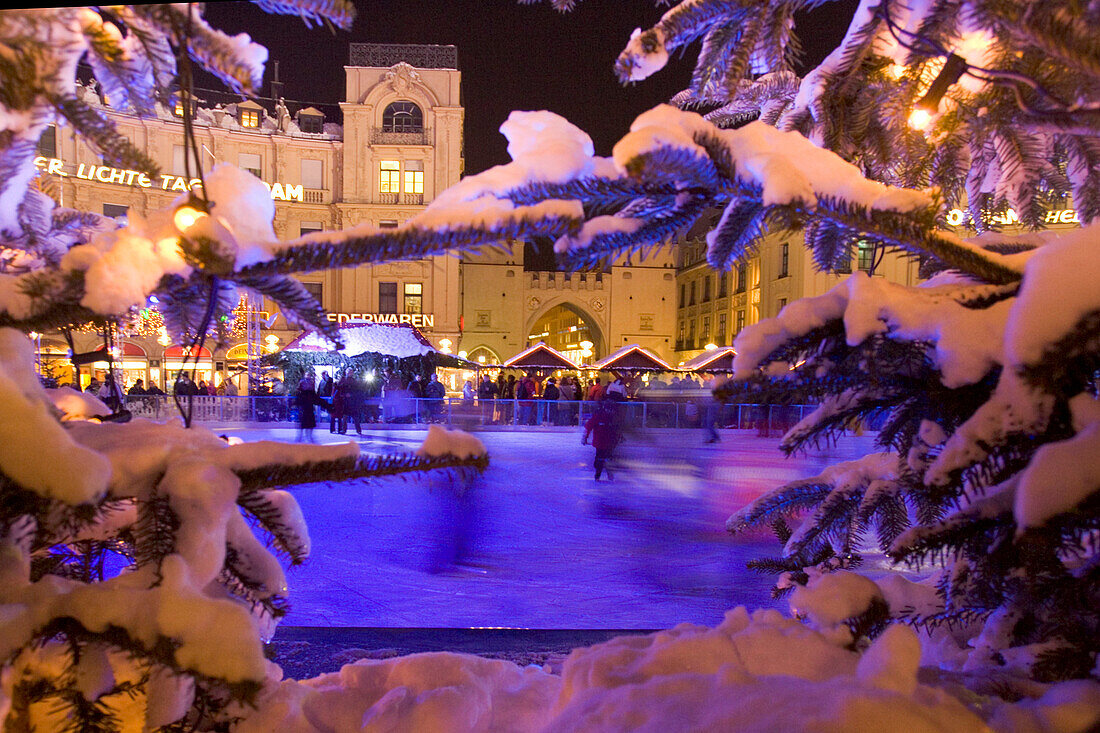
[294,375,328,443]
[582,400,621,480]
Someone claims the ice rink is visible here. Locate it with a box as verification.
[221,425,881,629]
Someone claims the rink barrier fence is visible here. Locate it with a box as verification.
[117,395,820,435]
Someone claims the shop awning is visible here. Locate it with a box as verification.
[163,345,211,359]
[501,341,578,370]
[678,346,736,373]
[591,344,674,372]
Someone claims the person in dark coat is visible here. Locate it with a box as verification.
[316,370,335,432]
[424,372,446,422]
[294,375,327,443]
[542,377,560,425]
[338,370,363,435]
[583,400,622,480]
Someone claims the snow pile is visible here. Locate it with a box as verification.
[733,272,1010,388]
[57,163,281,316]
[614,107,931,214]
[417,425,487,460]
[412,110,610,234]
[46,385,111,421]
[235,606,1100,732]
[238,653,560,732]
[0,329,110,503]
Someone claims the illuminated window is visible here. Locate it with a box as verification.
[736,310,746,333]
[240,108,260,128]
[382,101,423,133]
[857,241,876,272]
[404,282,423,314]
[403,160,424,194]
[379,161,400,193]
[736,262,747,293]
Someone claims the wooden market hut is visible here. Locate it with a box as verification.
[591,344,674,373]
[678,346,736,374]
[499,341,578,372]
[270,322,470,387]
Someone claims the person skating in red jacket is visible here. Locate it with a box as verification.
[582,400,622,481]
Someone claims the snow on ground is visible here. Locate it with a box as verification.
[217,426,883,629]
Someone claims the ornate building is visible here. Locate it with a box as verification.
[34,43,681,390]
[35,44,466,390]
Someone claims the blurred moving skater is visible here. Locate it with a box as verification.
[583,400,622,481]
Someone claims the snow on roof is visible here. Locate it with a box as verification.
[501,341,577,369]
[591,344,673,372]
[282,323,438,359]
[679,346,737,372]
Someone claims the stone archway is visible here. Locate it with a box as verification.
[524,301,605,364]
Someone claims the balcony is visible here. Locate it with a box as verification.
[371,127,431,146]
[302,188,327,204]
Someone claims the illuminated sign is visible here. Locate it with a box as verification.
[946,208,1081,227]
[326,313,435,328]
[33,156,305,202]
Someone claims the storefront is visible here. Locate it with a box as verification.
[162,345,215,390]
[88,342,149,390]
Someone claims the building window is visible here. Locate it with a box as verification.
[403,160,424,194]
[718,313,727,343]
[836,247,853,273]
[37,125,57,158]
[239,108,260,128]
[302,281,323,306]
[298,113,323,134]
[703,275,712,302]
[103,203,128,220]
[701,316,711,341]
[678,321,685,344]
[172,145,199,177]
[689,281,696,306]
[679,284,685,308]
[736,262,747,293]
[778,297,788,313]
[778,242,789,278]
[301,159,323,190]
[736,309,746,333]
[857,241,876,272]
[379,219,398,229]
[299,221,323,236]
[718,271,728,299]
[688,319,696,344]
[379,282,398,314]
[380,160,400,193]
[382,101,423,133]
[404,282,423,314]
[238,153,262,179]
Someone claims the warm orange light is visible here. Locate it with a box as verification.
[908,107,933,130]
[173,205,207,232]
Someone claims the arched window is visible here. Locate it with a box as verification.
[382,101,423,133]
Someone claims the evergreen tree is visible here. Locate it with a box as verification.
[517,0,1100,683]
[0,5,489,728]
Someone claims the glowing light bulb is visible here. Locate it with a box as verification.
[704,342,717,351]
[908,107,933,130]
[173,205,207,232]
[887,63,906,80]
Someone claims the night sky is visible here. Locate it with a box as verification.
[202,0,857,176]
